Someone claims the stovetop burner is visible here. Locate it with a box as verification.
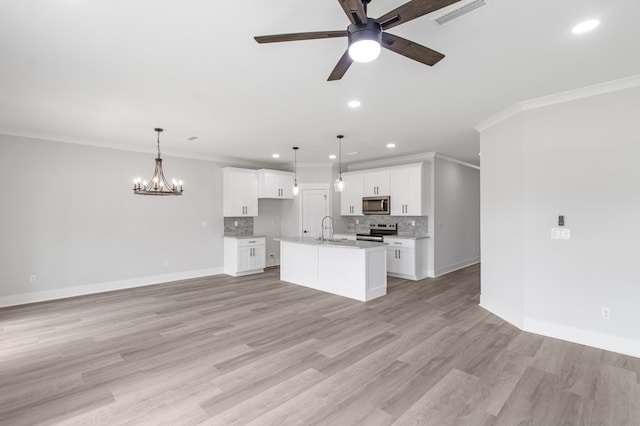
[356,223,397,241]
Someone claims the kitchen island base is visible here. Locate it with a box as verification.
[280,239,387,302]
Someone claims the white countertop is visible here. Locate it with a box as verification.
[334,233,430,240]
[224,235,266,239]
[280,237,386,250]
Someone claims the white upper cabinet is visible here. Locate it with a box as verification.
[223,168,259,217]
[363,170,390,196]
[390,163,428,216]
[258,169,294,199]
[340,172,364,216]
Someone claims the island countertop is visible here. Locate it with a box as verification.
[278,237,386,250]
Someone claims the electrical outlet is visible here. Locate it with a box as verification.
[234,221,238,227]
[601,307,611,320]
[411,220,416,226]
[29,274,37,283]
[201,221,208,228]
[162,260,169,268]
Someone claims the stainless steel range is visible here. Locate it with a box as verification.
[356,223,398,242]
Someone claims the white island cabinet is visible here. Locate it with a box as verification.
[280,238,387,302]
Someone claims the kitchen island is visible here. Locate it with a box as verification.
[279,237,387,302]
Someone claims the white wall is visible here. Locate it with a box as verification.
[479,115,526,327]
[433,157,481,277]
[0,134,224,306]
[479,82,640,356]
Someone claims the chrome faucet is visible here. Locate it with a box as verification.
[321,216,334,242]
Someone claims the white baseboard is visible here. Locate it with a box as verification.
[434,257,480,277]
[0,267,224,308]
[524,317,640,359]
[479,299,525,329]
[479,299,640,358]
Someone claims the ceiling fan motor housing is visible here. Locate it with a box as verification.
[348,21,382,45]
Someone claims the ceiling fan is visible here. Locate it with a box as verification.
[254,0,463,81]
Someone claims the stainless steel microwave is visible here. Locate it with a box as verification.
[362,196,390,215]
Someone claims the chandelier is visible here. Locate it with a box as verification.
[133,128,183,196]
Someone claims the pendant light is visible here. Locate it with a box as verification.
[133,128,183,196]
[334,135,345,192]
[292,146,299,196]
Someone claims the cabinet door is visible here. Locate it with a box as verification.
[251,245,266,269]
[386,247,400,273]
[340,172,364,216]
[278,173,294,199]
[259,170,294,199]
[223,169,259,217]
[390,165,424,216]
[261,172,281,198]
[238,247,252,272]
[243,172,259,216]
[396,247,415,275]
[386,247,415,275]
[363,170,390,196]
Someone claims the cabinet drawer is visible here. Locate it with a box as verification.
[237,238,265,248]
[384,238,415,248]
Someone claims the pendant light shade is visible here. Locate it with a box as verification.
[334,135,345,193]
[292,146,299,196]
[133,128,183,196]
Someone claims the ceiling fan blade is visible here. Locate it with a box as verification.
[381,33,445,66]
[255,30,347,44]
[337,0,368,24]
[328,50,354,81]
[376,0,461,30]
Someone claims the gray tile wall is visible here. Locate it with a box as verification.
[224,217,254,236]
[342,215,428,236]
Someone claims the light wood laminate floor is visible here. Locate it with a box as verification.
[1,264,639,425]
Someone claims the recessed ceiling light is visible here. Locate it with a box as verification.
[572,19,600,34]
[329,154,337,159]
[386,143,396,148]
[347,151,359,156]
[348,100,361,108]
[272,154,280,158]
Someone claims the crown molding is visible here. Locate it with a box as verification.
[475,74,640,132]
[346,152,437,171]
[0,127,269,168]
[435,153,480,170]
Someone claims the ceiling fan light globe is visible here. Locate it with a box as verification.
[349,40,381,63]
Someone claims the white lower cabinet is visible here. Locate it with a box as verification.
[224,237,265,277]
[384,237,429,281]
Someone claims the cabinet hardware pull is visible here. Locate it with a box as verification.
[249,241,256,243]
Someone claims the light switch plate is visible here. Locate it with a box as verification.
[551,228,571,240]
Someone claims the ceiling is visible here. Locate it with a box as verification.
[1,0,639,167]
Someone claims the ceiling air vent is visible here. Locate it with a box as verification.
[435,0,486,25]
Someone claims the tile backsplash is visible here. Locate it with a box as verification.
[342,216,428,236]
[224,217,254,236]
